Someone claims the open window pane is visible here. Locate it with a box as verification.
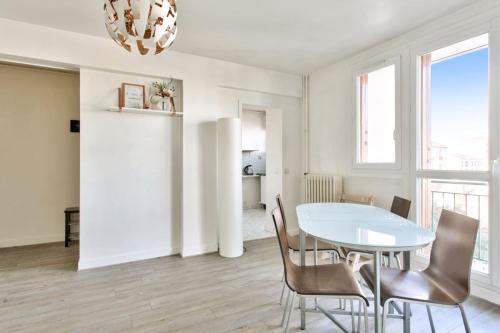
[357,64,396,164]
[419,179,489,273]
[420,35,489,171]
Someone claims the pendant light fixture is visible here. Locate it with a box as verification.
[104,0,178,56]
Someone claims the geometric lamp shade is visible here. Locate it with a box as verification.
[104,0,178,55]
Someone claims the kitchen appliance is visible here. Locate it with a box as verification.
[243,165,254,175]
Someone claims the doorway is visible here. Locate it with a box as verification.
[241,105,283,241]
[0,62,80,267]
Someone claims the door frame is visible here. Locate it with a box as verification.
[238,102,284,239]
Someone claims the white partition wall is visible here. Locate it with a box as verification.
[217,118,243,258]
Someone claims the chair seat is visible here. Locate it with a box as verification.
[360,264,468,306]
[288,263,368,304]
[287,234,339,253]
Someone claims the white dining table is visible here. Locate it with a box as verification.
[296,203,435,333]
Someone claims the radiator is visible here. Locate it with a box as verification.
[305,174,343,203]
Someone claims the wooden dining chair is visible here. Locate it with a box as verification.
[276,194,341,305]
[339,193,375,206]
[390,196,411,220]
[338,193,376,267]
[272,207,369,333]
[276,194,340,255]
[345,196,411,270]
[359,210,479,333]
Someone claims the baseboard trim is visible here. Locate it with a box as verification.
[181,243,218,257]
[78,246,180,270]
[0,235,63,248]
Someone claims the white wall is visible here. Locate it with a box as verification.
[0,18,303,267]
[308,0,500,303]
[309,0,500,209]
[78,69,182,269]
[0,64,79,247]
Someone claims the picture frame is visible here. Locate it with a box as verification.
[121,83,145,109]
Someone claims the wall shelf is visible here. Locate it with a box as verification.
[106,107,183,117]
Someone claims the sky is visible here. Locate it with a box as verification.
[430,47,489,160]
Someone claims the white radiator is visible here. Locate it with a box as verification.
[305,174,343,203]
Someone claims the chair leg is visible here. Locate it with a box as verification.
[382,302,389,333]
[332,250,339,264]
[284,292,296,333]
[426,305,436,333]
[357,300,362,333]
[395,255,402,270]
[364,302,368,333]
[279,280,286,305]
[459,303,472,333]
[281,289,291,326]
[350,299,355,332]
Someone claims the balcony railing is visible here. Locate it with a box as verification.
[430,189,488,264]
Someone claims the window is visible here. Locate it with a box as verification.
[419,35,489,171]
[417,34,490,274]
[355,59,399,167]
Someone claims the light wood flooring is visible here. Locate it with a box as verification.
[1,239,500,333]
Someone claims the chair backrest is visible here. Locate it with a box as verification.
[427,210,479,299]
[276,194,288,231]
[340,193,375,206]
[390,196,411,219]
[272,207,294,280]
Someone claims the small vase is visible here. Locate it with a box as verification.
[162,99,170,111]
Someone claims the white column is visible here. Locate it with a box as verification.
[217,117,243,258]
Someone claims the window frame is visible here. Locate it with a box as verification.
[411,31,494,279]
[352,56,402,170]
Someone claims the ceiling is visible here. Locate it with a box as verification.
[0,0,480,74]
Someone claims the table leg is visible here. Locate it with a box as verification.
[403,251,411,332]
[299,229,306,330]
[374,251,382,333]
[388,252,394,315]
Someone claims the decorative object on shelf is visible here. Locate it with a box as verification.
[104,0,178,56]
[150,79,176,112]
[122,83,145,109]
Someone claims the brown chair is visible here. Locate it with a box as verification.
[272,207,369,333]
[359,210,479,333]
[390,196,411,220]
[337,193,376,265]
[345,196,412,270]
[276,194,340,255]
[276,194,341,304]
[340,193,375,206]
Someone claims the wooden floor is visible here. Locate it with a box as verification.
[1,239,500,333]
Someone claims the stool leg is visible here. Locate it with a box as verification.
[65,212,70,247]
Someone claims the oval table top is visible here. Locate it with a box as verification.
[296,203,435,253]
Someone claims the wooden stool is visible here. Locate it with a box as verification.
[64,207,80,247]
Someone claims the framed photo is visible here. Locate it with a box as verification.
[122,83,145,109]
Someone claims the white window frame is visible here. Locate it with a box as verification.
[353,56,402,170]
[410,27,497,285]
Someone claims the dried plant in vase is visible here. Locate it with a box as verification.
[150,79,176,112]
